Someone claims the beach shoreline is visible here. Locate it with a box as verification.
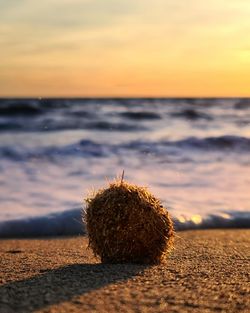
[0,229,249,313]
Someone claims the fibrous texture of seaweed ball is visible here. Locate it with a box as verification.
[85,180,174,264]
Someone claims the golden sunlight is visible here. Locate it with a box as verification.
[0,0,250,96]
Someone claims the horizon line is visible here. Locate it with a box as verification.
[0,96,249,100]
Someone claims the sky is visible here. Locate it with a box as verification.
[0,0,250,97]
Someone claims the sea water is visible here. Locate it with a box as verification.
[0,98,249,236]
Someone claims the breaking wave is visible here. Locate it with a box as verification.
[1,136,249,162]
[0,209,249,238]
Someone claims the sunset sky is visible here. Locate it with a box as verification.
[0,0,250,97]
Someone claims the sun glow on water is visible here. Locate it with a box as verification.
[191,215,203,225]
[177,215,202,225]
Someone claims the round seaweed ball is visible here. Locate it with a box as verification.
[85,180,174,264]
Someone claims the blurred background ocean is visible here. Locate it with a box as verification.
[0,98,249,236]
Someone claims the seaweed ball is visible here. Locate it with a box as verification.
[85,180,174,264]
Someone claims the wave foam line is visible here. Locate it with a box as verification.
[0,209,249,238]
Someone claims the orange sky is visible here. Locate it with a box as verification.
[0,0,250,97]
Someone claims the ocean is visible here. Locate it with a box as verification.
[0,98,249,236]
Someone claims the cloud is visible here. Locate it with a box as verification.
[0,0,139,58]
[0,0,136,29]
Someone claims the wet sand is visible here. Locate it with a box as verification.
[0,230,249,313]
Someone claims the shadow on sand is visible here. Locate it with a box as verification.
[0,263,148,312]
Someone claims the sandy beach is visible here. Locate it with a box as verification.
[0,230,249,313]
